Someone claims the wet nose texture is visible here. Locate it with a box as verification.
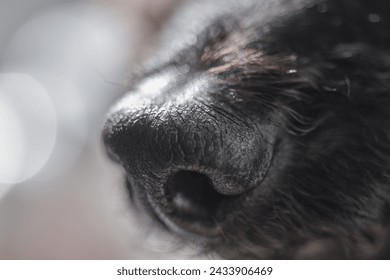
[104,104,265,194]
[103,85,273,235]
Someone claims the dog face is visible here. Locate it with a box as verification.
[103,0,390,259]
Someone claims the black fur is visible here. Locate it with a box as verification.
[103,0,390,259]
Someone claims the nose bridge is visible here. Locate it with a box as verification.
[109,66,199,115]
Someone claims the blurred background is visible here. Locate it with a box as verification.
[0,0,200,259]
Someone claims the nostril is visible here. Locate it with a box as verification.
[166,171,228,224]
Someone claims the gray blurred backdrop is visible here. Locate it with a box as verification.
[0,0,201,259]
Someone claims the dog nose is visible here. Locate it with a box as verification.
[104,101,257,193]
[102,71,273,233]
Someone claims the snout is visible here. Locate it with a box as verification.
[103,69,273,236]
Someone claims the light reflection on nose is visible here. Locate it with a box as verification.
[0,73,57,191]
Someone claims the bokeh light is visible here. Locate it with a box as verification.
[2,2,130,181]
[0,73,56,185]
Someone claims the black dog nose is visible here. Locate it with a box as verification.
[104,100,256,195]
[103,70,273,233]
